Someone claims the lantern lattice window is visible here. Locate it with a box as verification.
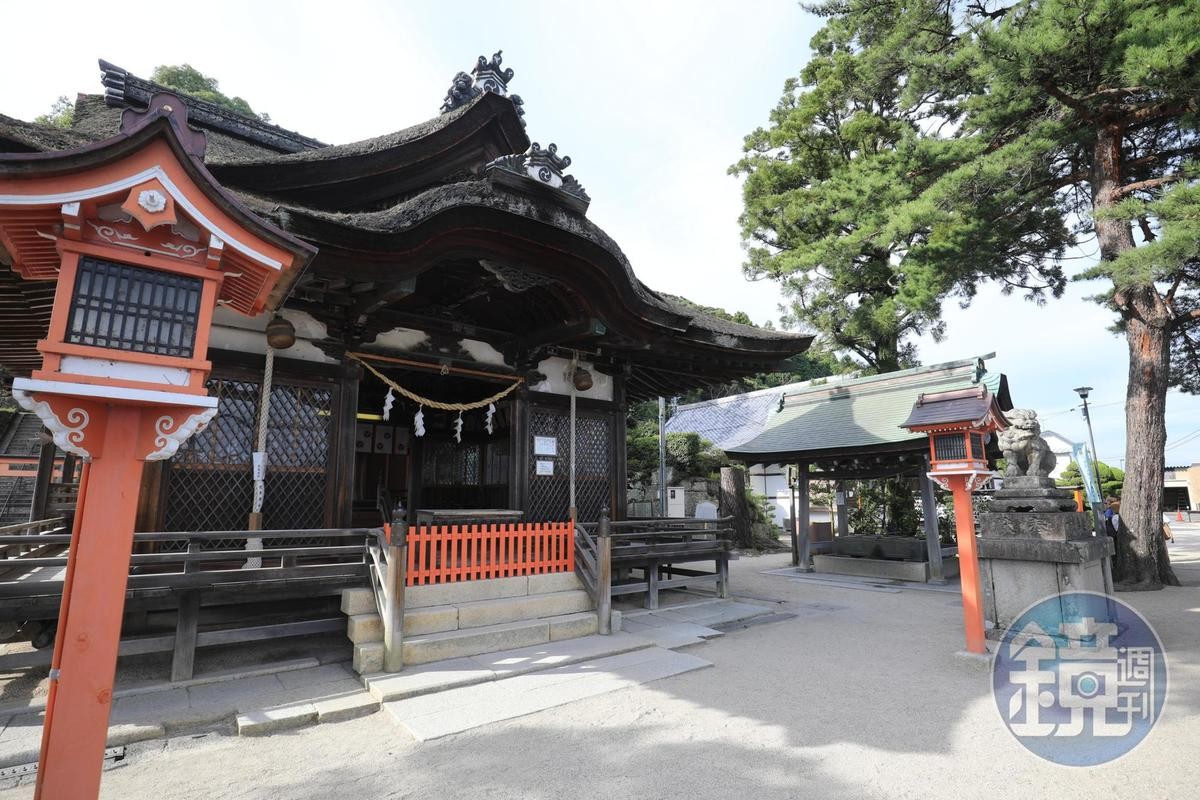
[66,257,202,357]
[933,432,967,461]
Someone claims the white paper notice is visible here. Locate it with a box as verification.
[534,436,558,457]
[536,459,555,476]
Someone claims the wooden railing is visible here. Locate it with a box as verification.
[406,521,574,586]
[0,517,67,561]
[575,515,612,635]
[0,527,375,598]
[577,513,735,613]
[0,525,378,680]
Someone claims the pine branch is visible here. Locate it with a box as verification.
[1113,173,1186,200]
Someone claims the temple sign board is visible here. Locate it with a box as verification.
[0,95,312,799]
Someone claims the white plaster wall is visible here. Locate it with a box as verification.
[748,463,831,527]
[531,356,613,401]
[209,308,336,364]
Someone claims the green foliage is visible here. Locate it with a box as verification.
[733,1,1067,373]
[626,424,726,483]
[847,477,921,536]
[34,96,74,129]
[1057,460,1125,498]
[150,65,267,121]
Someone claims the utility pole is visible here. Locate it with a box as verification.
[1075,386,1108,539]
[1074,387,1104,496]
[658,396,667,517]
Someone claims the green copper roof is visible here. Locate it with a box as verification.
[725,356,1011,463]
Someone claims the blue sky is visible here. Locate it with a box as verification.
[6,0,1198,466]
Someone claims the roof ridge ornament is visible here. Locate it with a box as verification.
[119,92,208,159]
[440,50,526,126]
[98,59,325,152]
[472,51,514,93]
[484,142,591,214]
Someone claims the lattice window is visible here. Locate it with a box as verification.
[67,257,201,357]
[263,384,332,534]
[422,441,482,487]
[934,433,967,461]
[163,377,331,542]
[527,408,612,523]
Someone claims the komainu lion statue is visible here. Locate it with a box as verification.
[998,409,1056,478]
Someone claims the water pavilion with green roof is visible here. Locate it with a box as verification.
[721,355,1013,582]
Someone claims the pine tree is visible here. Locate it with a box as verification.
[745,0,1198,587]
[733,1,1068,372]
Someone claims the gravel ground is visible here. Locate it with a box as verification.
[4,528,1199,800]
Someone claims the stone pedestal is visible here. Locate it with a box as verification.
[978,477,1114,637]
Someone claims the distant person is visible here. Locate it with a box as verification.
[1105,497,1127,576]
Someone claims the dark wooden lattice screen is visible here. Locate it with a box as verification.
[163,377,332,537]
[527,408,613,523]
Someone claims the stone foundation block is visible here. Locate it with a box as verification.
[548,612,598,641]
[340,587,376,616]
[353,641,384,674]
[347,613,383,644]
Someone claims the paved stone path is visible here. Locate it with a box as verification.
[0,598,775,771]
[386,646,712,740]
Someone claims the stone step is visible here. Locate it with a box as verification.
[406,571,583,609]
[340,587,376,616]
[405,589,593,635]
[400,609,605,666]
[346,613,383,644]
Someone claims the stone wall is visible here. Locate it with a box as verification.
[627,475,719,518]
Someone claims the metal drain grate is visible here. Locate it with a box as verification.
[0,746,125,780]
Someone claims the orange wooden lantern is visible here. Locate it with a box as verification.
[0,95,313,799]
[902,386,1008,655]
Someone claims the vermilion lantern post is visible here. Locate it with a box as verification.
[901,387,1008,655]
[0,96,311,798]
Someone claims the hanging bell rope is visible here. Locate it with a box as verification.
[348,353,522,412]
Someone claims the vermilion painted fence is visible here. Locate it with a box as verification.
[405,522,575,586]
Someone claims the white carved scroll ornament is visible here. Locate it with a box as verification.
[145,408,219,461]
[11,389,92,460]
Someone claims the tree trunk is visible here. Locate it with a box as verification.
[718,466,753,549]
[1093,122,1178,589]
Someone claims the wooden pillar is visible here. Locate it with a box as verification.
[509,388,529,513]
[612,374,628,521]
[835,480,849,538]
[597,511,613,634]
[28,434,55,522]
[949,475,986,654]
[334,362,361,527]
[36,406,145,800]
[383,508,407,672]
[646,561,660,609]
[61,452,77,485]
[797,462,812,572]
[170,590,202,682]
[789,472,800,566]
[920,459,946,584]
